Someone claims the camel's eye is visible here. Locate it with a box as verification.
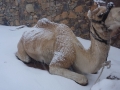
[98,13,104,18]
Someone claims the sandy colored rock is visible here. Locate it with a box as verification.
[26,4,34,13]
[70,27,75,31]
[41,3,49,10]
[15,0,18,6]
[15,20,20,26]
[54,15,61,21]
[33,15,38,19]
[61,12,68,19]
[75,6,83,12]
[60,20,68,25]
[68,11,77,18]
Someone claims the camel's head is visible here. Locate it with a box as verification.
[87,2,120,31]
[87,3,107,23]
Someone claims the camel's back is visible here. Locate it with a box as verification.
[19,19,84,64]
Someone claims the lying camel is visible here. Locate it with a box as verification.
[16,4,120,85]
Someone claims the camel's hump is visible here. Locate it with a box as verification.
[35,18,57,28]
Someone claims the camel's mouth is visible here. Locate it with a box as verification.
[117,26,120,31]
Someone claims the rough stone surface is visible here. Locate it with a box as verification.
[0,0,120,48]
[26,4,34,13]
[75,5,83,12]
[68,11,77,18]
[61,12,68,19]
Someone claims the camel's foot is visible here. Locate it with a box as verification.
[81,82,88,86]
[74,74,88,86]
[75,80,88,86]
[92,72,98,74]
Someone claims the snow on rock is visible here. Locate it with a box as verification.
[94,0,106,3]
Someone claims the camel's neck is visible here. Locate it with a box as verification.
[74,23,111,74]
[87,23,110,72]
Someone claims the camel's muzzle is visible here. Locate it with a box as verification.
[102,2,115,22]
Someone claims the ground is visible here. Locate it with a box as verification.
[0,25,120,90]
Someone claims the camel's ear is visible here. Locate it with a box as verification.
[87,2,100,19]
[88,2,100,17]
[87,10,92,19]
[90,2,98,11]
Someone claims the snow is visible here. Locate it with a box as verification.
[50,51,64,64]
[0,25,120,90]
[34,18,54,28]
[38,18,51,24]
[50,24,76,64]
[94,0,106,3]
[91,79,120,90]
[109,72,120,80]
[23,27,50,42]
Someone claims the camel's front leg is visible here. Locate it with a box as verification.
[49,51,88,85]
[49,66,88,85]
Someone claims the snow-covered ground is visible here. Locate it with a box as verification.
[0,25,120,90]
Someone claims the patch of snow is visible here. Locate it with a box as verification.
[50,24,76,65]
[0,25,120,90]
[23,27,44,41]
[50,51,64,64]
[94,0,106,3]
[91,79,120,90]
[38,18,51,24]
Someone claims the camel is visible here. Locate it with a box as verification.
[16,4,120,85]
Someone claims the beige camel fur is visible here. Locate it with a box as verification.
[16,6,120,85]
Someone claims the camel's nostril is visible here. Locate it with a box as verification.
[119,27,120,30]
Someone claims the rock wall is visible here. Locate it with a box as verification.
[0,0,20,26]
[107,0,120,7]
[0,0,120,48]
[0,0,93,39]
